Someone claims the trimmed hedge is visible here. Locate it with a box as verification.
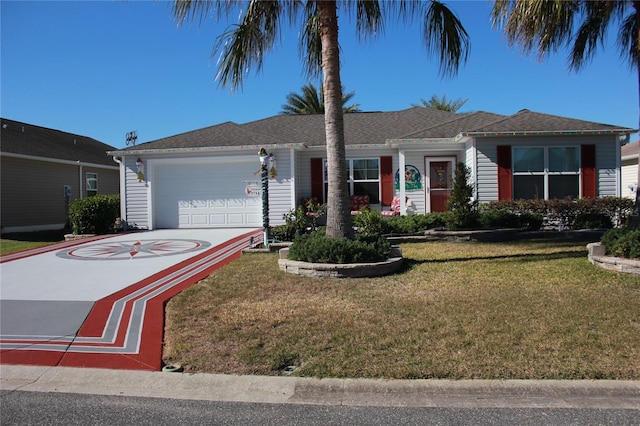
[601,227,640,259]
[68,194,120,235]
[287,229,391,264]
[480,197,632,230]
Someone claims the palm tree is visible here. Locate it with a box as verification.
[491,0,640,217]
[280,83,361,115]
[416,94,468,112]
[173,0,470,239]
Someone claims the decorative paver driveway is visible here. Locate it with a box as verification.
[0,228,262,370]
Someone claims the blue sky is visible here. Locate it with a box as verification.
[2,1,638,149]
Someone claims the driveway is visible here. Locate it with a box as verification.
[0,228,262,371]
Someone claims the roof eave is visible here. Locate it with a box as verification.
[108,143,305,156]
[462,129,636,137]
[386,137,462,148]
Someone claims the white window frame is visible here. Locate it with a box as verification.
[86,172,98,197]
[512,146,580,200]
[323,158,381,204]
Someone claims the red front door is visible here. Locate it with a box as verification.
[427,160,453,213]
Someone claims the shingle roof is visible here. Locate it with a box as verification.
[397,111,507,139]
[113,107,634,153]
[622,140,639,158]
[126,121,284,150]
[464,109,632,135]
[1,118,117,167]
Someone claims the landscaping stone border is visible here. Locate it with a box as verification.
[587,242,640,275]
[278,246,404,278]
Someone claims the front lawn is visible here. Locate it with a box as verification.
[0,230,68,255]
[163,237,640,379]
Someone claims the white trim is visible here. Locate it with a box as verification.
[108,143,303,157]
[399,150,406,214]
[290,147,296,210]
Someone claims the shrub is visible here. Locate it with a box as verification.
[68,194,120,235]
[287,229,391,263]
[477,209,543,231]
[446,162,479,229]
[478,209,521,229]
[480,197,632,229]
[273,203,327,242]
[573,213,613,230]
[601,227,640,259]
[383,213,452,234]
[353,208,390,237]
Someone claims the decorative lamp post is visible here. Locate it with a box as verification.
[259,147,270,248]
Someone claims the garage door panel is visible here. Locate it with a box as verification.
[154,160,261,228]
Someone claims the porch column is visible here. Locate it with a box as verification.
[399,150,406,215]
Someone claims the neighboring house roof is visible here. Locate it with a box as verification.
[1,118,117,167]
[111,107,635,154]
[622,140,639,160]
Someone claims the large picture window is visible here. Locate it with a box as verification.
[512,147,579,200]
[324,158,380,204]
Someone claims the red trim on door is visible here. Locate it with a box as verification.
[581,145,597,198]
[310,158,324,201]
[380,156,393,206]
[497,145,512,200]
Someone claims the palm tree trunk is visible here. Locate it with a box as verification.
[317,1,353,239]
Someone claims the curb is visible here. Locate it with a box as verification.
[1,365,639,409]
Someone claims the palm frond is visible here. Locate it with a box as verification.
[492,0,578,60]
[422,0,470,77]
[299,2,323,78]
[618,12,640,69]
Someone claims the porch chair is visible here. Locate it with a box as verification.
[381,195,401,217]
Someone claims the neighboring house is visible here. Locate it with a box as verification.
[621,140,638,200]
[108,107,634,230]
[1,118,120,233]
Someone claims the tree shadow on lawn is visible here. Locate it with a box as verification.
[0,229,69,243]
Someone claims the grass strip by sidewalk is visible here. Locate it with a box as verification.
[0,230,69,255]
[163,238,640,379]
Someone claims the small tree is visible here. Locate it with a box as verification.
[446,162,478,229]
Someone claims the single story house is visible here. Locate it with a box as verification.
[108,107,635,230]
[621,140,638,200]
[1,118,119,233]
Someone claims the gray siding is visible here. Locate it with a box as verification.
[1,156,118,232]
[123,156,149,229]
[474,135,620,203]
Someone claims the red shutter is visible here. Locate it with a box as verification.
[380,156,393,206]
[581,144,597,198]
[497,145,512,200]
[310,158,324,202]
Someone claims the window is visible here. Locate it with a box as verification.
[86,172,98,197]
[323,158,380,204]
[512,147,579,200]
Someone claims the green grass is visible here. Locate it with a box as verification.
[163,238,640,379]
[0,229,68,255]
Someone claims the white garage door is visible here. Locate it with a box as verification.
[153,159,262,228]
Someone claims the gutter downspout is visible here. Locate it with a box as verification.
[78,162,83,200]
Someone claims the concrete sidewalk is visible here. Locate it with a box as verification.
[1,365,639,409]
